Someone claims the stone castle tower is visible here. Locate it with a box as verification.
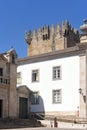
[25,20,80,56]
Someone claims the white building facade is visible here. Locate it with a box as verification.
[17,20,87,118]
[17,53,80,117]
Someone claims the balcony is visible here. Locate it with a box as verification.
[0,76,10,85]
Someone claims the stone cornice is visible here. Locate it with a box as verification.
[17,45,87,65]
[79,42,87,49]
[0,54,8,62]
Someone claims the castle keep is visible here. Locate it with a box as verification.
[25,20,79,56]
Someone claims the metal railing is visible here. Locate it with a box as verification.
[0,76,10,84]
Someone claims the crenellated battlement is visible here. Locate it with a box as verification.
[25,20,80,56]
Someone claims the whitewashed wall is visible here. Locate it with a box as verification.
[17,56,80,113]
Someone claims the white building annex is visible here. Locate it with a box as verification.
[17,54,80,116]
[17,20,87,118]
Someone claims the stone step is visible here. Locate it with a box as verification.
[0,118,44,129]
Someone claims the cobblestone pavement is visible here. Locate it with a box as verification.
[40,120,87,129]
[2,128,86,130]
[2,120,87,130]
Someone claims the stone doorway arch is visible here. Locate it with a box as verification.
[17,85,30,119]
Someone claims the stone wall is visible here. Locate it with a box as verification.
[25,20,79,56]
[0,85,9,118]
[0,49,18,119]
[79,55,87,118]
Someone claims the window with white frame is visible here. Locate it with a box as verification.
[53,89,62,104]
[17,72,22,84]
[31,92,39,105]
[32,69,39,82]
[53,66,61,80]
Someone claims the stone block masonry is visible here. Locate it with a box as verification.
[25,20,79,56]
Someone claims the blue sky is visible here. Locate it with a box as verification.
[0,0,87,58]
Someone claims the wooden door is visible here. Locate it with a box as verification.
[19,97,28,119]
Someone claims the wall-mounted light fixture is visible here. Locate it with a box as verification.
[78,88,86,103]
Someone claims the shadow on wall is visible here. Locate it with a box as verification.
[29,93,45,120]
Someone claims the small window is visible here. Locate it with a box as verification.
[53,89,62,104]
[31,92,39,105]
[0,78,3,83]
[0,68,3,76]
[53,66,61,80]
[12,54,15,63]
[32,69,39,82]
[43,34,48,40]
[17,72,22,84]
[43,35,45,40]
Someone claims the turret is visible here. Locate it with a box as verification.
[6,48,17,64]
[25,30,32,45]
[80,19,87,43]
